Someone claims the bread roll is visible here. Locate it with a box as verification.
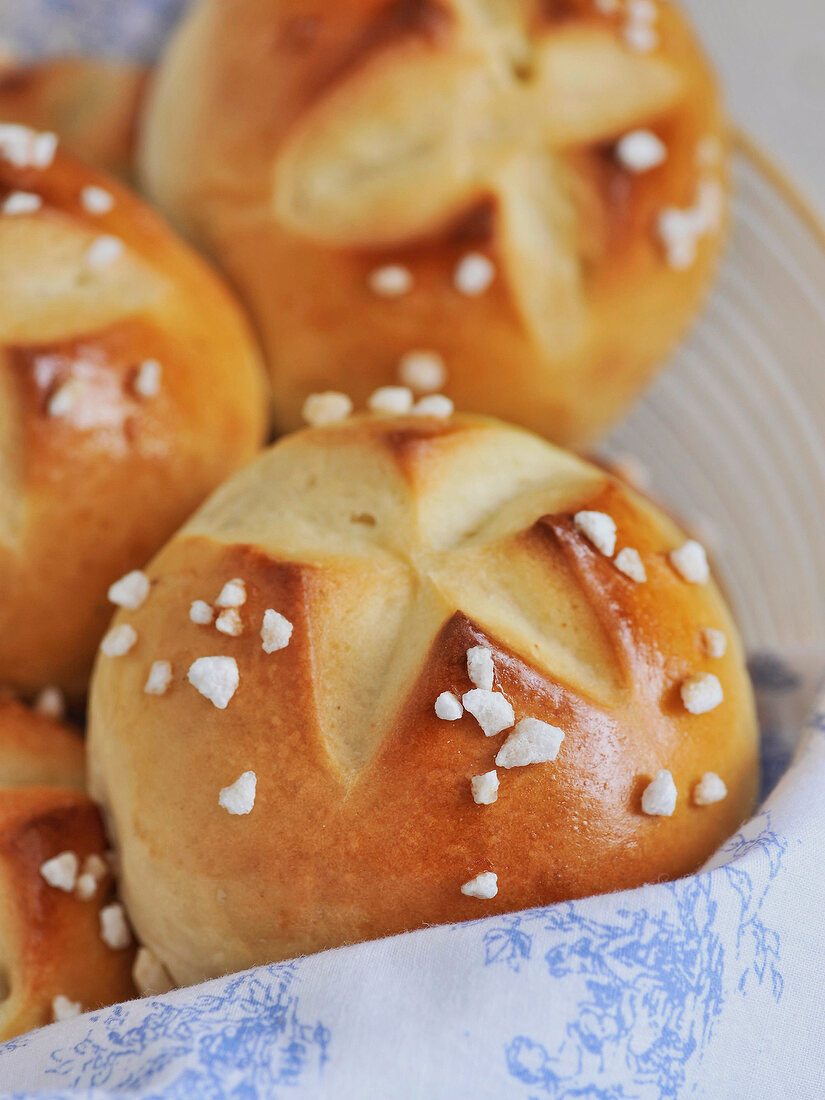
[0,697,135,1039]
[0,56,148,181]
[0,132,268,697]
[88,412,757,986]
[140,0,727,446]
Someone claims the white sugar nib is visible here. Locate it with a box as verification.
[641,769,677,816]
[187,656,239,709]
[495,718,565,769]
[219,771,257,815]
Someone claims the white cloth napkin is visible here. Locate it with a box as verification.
[1,652,822,1099]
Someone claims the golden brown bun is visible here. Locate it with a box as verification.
[88,414,757,986]
[0,56,148,181]
[0,138,268,697]
[0,698,135,1039]
[140,0,727,447]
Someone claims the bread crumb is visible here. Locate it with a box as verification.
[454,252,495,296]
[669,539,710,583]
[34,685,65,720]
[461,871,498,899]
[701,628,727,658]
[398,350,446,393]
[40,851,78,892]
[471,770,499,805]
[625,0,658,49]
[134,358,162,398]
[628,0,658,18]
[108,570,150,610]
[467,646,494,691]
[2,190,42,215]
[496,717,564,768]
[100,903,132,950]
[641,769,677,815]
[681,672,723,714]
[144,660,173,695]
[80,184,115,214]
[84,234,124,270]
[261,609,293,653]
[52,995,82,1022]
[615,130,666,172]
[75,874,97,900]
[614,547,647,583]
[624,21,658,51]
[216,579,246,608]
[435,691,462,720]
[133,947,175,997]
[657,208,698,269]
[187,656,239,709]
[412,394,454,418]
[83,853,108,882]
[47,379,83,417]
[219,770,257,815]
[368,264,413,297]
[100,624,137,657]
[190,600,214,625]
[216,608,243,636]
[693,771,728,805]
[368,386,414,415]
[302,391,353,426]
[462,689,514,737]
[0,124,57,168]
[574,510,617,557]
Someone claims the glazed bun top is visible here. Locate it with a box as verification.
[88,413,757,985]
[140,0,727,445]
[0,130,267,696]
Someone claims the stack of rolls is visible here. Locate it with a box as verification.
[0,0,763,1038]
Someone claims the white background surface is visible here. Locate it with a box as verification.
[684,0,825,217]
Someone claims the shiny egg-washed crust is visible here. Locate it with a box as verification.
[140,0,727,446]
[88,415,757,986]
[0,698,135,1040]
[0,144,268,697]
[0,56,149,182]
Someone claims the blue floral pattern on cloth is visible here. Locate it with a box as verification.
[490,816,786,1100]
[28,964,330,1099]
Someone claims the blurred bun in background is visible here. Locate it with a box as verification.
[0,55,148,181]
[140,0,728,447]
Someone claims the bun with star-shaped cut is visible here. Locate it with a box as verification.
[139,0,727,446]
[0,135,268,698]
[87,413,757,985]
